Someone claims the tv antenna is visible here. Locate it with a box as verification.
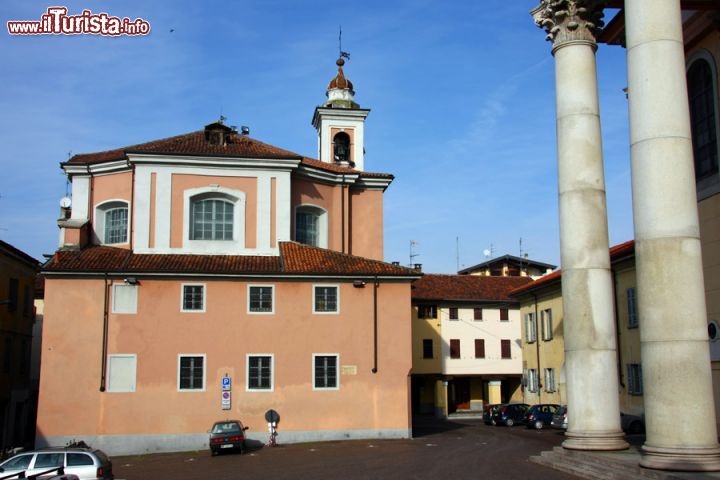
[409,240,419,267]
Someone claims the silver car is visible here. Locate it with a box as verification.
[0,447,112,479]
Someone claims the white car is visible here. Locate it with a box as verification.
[0,447,112,479]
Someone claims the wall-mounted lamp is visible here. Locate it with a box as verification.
[124,277,139,285]
[353,280,366,288]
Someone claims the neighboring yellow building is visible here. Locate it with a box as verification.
[410,274,532,417]
[0,240,39,451]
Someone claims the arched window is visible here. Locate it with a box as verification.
[333,132,351,165]
[190,196,234,240]
[688,57,719,180]
[295,205,328,248]
[95,200,130,245]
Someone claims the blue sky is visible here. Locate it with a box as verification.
[0,1,633,273]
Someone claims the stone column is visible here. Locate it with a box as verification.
[532,0,628,451]
[624,0,720,471]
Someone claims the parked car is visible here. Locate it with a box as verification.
[0,447,112,479]
[492,403,530,427]
[525,404,562,430]
[550,405,568,430]
[482,404,502,425]
[621,412,645,435]
[209,420,249,455]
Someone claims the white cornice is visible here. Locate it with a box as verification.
[42,271,422,281]
[62,160,130,175]
[295,165,360,184]
[354,177,393,191]
[312,107,371,128]
[127,154,301,170]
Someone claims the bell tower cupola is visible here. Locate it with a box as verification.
[312,57,370,171]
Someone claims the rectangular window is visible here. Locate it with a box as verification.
[107,354,137,392]
[182,284,205,312]
[112,284,138,314]
[627,363,643,395]
[23,285,32,318]
[313,285,338,313]
[418,305,437,319]
[314,354,339,390]
[105,207,129,244]
[500,308,509,321]
[449,307,459,320]
[541,309,553,341]
[178,355,205,391]
[473,308,483,321]
[526,368,539,393]
[627,287,638,329]
[248,285,274,314]
[544,368,556,392]
[247,355,273,391]
[525,312,537,343]
[8,278,18,312]
[449,339,460,359]
[474,339,485,359]
[500,339,512,359]
[422,339,433,359]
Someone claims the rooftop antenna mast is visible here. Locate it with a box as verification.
[409,240,419,267]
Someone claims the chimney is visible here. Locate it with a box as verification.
[413,263,422,272]
[204,120,233,146]
[391,261,400,266]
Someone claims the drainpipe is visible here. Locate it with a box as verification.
[531,293,542,402]
[100,274,110,392]
[341,174,346,254]
[372,275,379,373]
[129,160,135,250]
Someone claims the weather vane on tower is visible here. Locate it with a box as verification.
[338,26,350,61]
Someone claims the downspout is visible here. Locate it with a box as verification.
[129,160,135,250]
[372,275,379,373]
[100,274,110,392]
[612,265,624,387]
[532,293,542,402]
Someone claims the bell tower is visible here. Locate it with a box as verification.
[312,57,370,171]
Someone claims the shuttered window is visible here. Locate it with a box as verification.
[449,307,459,320]
[500,339,511,359]
[450,339,460,359]
[474,308,483,320]
[474,339,485,359]
[422,339,433,359]
[627,287,638,328]
[500,308,509,321]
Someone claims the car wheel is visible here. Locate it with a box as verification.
[491,419,496,426]
[534,420,544,430]
[628,421,643,435]
[505,418,514,427]
[211,449,218,457]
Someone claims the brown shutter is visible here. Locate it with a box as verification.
[450,339,460,359]
[475,339,485,358]
[501,339,511,359]
[500,308,509,321]
[449,307,458,320]
[474,308,483,320]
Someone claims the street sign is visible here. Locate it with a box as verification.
[222,376,231,391]
[222,391,231,410]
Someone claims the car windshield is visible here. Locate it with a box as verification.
[212,422,241,433]
[1,454,33,470]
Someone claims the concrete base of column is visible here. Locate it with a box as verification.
[641,445,720,472]
[563,430,629,451]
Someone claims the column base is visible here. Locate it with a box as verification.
[640,444,720,472]
[563,430,629,451]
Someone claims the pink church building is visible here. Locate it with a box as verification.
[37,58,419,455]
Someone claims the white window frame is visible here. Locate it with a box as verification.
[106,354,137,392]
[245,354,274,392]
[313,284,340,314]
[313,353,340,391]
[177,353,206,392]
[111,283,138,314]
[182,186,246,253]
[525,312,537,343]
[247,284,275,315]
[541,309,553,341]
[294,204,328,248]
[94,199,131,245]
[181,283,206,313]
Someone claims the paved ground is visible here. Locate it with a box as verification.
[112,417,579,479]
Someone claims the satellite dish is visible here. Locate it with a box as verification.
[59,197,72,208]
[483,249,491,258]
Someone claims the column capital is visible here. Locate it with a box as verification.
[531,1,605,53]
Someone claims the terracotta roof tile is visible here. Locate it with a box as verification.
[509,240,635,296]
[44,242,418,277]
[66,131,393,179]
[411,274,532,302]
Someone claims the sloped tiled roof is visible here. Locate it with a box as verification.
[509,240,635,297]
[411,274,532,302]
[66,130,392,179]
[0,239,39,268]
[44,242,418,277]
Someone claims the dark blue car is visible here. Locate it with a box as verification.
[525,404,561,430]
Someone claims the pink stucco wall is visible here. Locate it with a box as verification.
[349,189,384,261]
[37,278,412,440]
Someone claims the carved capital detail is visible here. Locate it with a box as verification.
[531,0,605,51]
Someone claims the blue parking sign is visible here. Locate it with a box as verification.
[222,376,231,391]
